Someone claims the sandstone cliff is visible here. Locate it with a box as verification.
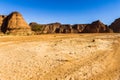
[1,12,32,35]
[42,22,61,33]
[0,15,6,32]
[1,11,120,35]
[30,21,112,34]
[30,23,87,34]
[72,24,87,33]
[109,18,120,33]
[82,20,112,33]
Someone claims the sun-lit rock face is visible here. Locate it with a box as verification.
[72,24,87,33]
[29,23,87,34]
[30,20,113,34]
[1,12,32,35]
[7,12,30,29]
[0,11,119,35]
[109,18,120,33]
[42,22,61,33]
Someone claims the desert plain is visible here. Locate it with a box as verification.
[0,33,120,80]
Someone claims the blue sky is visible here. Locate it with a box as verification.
[0,0,120,25]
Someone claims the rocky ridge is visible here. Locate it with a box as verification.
[30,20,113,34]
[1,11,120,35]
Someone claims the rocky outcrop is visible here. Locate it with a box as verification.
[42,22,61,33]
[41,23,73,33]
[109,18,120,33]
[59,24,72,33]
[82,20,111,33]
[30,21,113,34]
[0,15,6,32]
[0,15,6,26]
[1,11,119,35]
[30,23,87,34]
[72,24,87,33]
[29,22,44,34]
[1,12,32,35]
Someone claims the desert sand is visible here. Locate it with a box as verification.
[0,34,120,80]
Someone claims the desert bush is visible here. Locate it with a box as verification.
[31,25,43,32]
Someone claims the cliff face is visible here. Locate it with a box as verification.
[1,11,120,34]
[0,15,6,26]
[30,23,88,34]
[30,21,112,34]
[0,15,6,32]
[0,12,32,35]
[42,23,61,33]
[72,24,87,33]
[109,18,120,33]
[82,20,113,33]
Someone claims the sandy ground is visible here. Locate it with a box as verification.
[0,34,120,80]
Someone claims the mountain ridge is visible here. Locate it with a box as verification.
[0,11,120,35]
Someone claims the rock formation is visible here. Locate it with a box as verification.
[72,24,87,33]
[59,24,72,33]
[0,15,6,32]
[30,23,88,34]
[1,12,32,35]
[30,20,113,34]
[42,22,61,33]
[29,21,113,34]
[109,18,120,33]
[1,11,120,35]
[82,20,112,33]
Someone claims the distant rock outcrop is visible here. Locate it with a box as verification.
[29,22,43,34]
[42,22,61,33]
[59,24,72,33]
[82,20,112,33]
[109,18,120,33]
[29,23,88,34]
[1,11,119,35]
[1,12,32,35]
[29,21,113,34]
[72,24,87,33]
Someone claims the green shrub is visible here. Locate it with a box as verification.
[31,25,43,32]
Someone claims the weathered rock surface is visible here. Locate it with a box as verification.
[30,21,113,34]
[42,22,61,33]
[0,15,6,32]
[30,23,87,34]
[109,18,120,33]
[1,12,32,35]
[82,20,111,33]
[0,15,6,26]
[72,24,87,33]
[1,11,120,34]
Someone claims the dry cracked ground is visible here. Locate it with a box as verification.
[0,34,120,80]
